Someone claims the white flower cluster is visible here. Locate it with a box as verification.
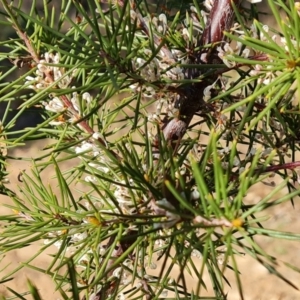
[42,90,93,118]
[44,228,88,252]
[111,179,144,215]
[112,258,134,285]
[43,96,64,113]
[70,91,92,113]
[217,21,298,87]
[25,52,73,90]
[147,93,180,123]
[25,51,95,124]
[130,8,200,90]
[23,52,103,171]
[217,40,250,68]
[131,49,185,86]
[75,140,101,157]
[250,65,278,86]
[84,176,141,215]
[129,9,205,125]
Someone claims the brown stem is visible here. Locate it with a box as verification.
[155,0,243,153]
[199,0,242,61]
[258,161,300,174]
[12,27,40,62]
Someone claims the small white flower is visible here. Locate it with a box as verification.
[217,46,235,68]
[182,28,190,40]
[54,240,63,249]
[49,120,64,125]
[53,52,60,64]
[71,92,80,112]
[44,52,51,62]
[242,48,250,58]
[92,132,103,140]
[203,84,214,101]
[98,244,106,256]
[200,10,209,24]
[157,13,167,34]
[75,142,93,154]
[259,71,276,85]
[191,188,200,200]
[85,176,97,183]
[190,6,197,13]
[37,63,47,73]
[191,249,202,258]
[148,113,160,122]
[25,75,36,82]
[44,97,65,113]
[114,185,133,205]
[204,0,214,10]
[26,52,74,90]
[88,162,110,173]
[123,259,133,268]
[82,92,92,103]
[112,267,122,278]
[72,232,88,242]
[117,293,126,300]
[231,23,244,35]
[36,83,45,89]
[262,25,269,32]
[171,49,184,60]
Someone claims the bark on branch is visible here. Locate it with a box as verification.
[155,0,242,151]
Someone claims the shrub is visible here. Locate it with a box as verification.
[0,0,300,299]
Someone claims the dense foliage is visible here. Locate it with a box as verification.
[1,0,300,299]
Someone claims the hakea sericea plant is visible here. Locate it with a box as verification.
[1,0,300,299]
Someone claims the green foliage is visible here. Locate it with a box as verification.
[0,0,300,299]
